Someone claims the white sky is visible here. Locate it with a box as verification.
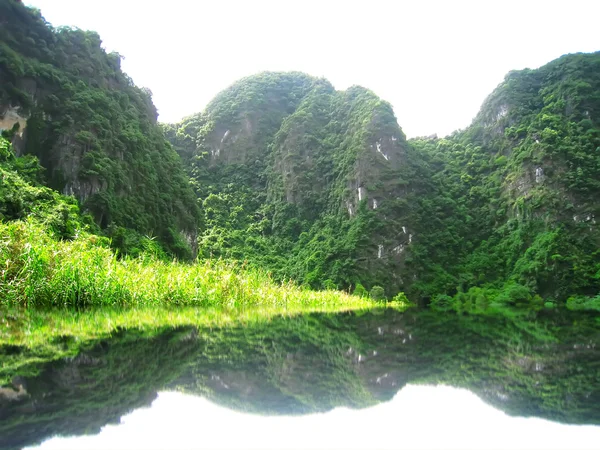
[25,0,600,137]
[28,385,600,450]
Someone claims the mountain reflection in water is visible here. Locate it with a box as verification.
[1,308,599,450]
[26,387,600,450]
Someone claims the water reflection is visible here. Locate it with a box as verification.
[26,387,600,450]
[1,309,599,449]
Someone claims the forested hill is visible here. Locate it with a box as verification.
[1,0,599,310]
[0,0,199,258]
[167,53,600,310]
[164,73,421,296]
[409,52,600,311]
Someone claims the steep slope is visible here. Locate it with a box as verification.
[0,0,199,257]
[409,52,600,309]
[166,73,420,294]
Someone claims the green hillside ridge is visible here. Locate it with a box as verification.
[1,0,599,312]
[409,52,600,312]
[165,73,419,296]
[0,0,199,258]
[165,52,600,310]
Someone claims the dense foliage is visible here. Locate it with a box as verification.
[0,136,82,237]
[408,53,600,311]
[0,0,199,257]
[166,73,417,295]
[1,0,599,311]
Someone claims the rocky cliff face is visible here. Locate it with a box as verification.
[269,84,408,219]
[474,54,600,224]
[0,0,199,257]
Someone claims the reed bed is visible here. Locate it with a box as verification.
[0,220,378,310]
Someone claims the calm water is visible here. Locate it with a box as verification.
[1,309,599,449]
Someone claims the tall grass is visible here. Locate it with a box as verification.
[0,220,381,310]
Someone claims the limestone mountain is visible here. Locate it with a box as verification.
[165,73,419,294]
[1,0,599,308]
[0,0,199,257]
[409,52,600,309]
[168,52,600,307]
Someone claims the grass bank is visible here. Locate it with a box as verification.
[0,220,395,310]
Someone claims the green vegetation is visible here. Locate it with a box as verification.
[1,0,600,316]
[567,294,600,312]
[0,218,388,310]
[0,0,199,258]
[405,53,600,310]
[166,73,415,297]
[0,136,82,238]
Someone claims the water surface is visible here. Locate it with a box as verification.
[1,308,599,449]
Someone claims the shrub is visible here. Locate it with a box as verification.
[494,283,533,307]
[369,286,386,301]
[430,294,455,312]
[392,292,414,308]
[353,283,368,297]
[566,295,600,312]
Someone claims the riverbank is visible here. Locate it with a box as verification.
[0,220,387,310]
